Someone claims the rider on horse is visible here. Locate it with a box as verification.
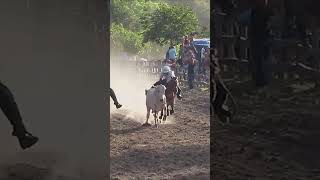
[152,66,182,100]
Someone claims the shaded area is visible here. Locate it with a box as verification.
[212,80,320,179]
[0,0,108,179]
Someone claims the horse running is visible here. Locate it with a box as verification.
[164,77,178,116]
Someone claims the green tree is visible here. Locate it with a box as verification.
[111,0,159,32]
[160,0,210,31]
[142,3,198,45]
[110,23,143,55]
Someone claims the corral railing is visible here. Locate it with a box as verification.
[111,59,164,81]
[136,60,163,81]
[111,58,210,87]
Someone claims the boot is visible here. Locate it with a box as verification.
[114,102,122,109]
[12,126,38,150]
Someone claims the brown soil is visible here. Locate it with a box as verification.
[212,80,320,180]
[110,87,210,180]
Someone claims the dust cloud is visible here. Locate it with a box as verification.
[110,57,152,124]
[110,55,175,125]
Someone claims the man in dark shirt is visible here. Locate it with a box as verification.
[0,81,38,150]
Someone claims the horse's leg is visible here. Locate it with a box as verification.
[170,104,174,114]
[159,110,162,124]
[154,112,158,128]
[171,103,174,114]
[163,106,167,122]
[159,109,163,120]
[143,107,151,126]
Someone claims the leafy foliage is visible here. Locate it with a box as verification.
[111,0,159,32]
[110,23,143,55]
[110,0,206,57]
[160,0,210,30]
[142,3,198,45]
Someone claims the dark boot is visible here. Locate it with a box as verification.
[0,82,38,149]
[115,103,122,109]
[12,126,38,150]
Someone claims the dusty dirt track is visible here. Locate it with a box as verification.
[213,80,320,180]
[110,86,210,180]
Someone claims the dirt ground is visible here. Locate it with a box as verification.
[110,86,210,180]
[3,79,319,180]
[212,79,320,180]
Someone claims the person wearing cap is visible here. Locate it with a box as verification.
[109,88,122,109]
[152,66,182,100]
[184,49,197,89]
[0,81,38,150]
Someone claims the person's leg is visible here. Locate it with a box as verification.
[0,81,38,149]
[188,72,194,89]
[199,58,204,74]
[191,73,195,88]
[110,88,122,109]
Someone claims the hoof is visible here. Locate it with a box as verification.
[170,109,174,114]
